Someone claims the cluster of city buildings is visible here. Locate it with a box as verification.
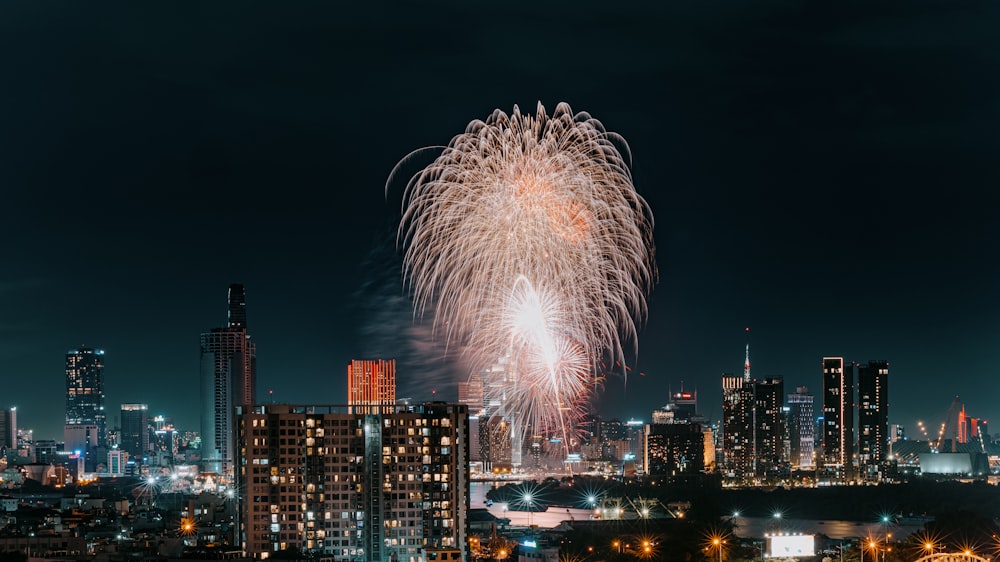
[4,288,1000,562]
[3,285,472,562]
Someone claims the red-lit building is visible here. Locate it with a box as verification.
[347,359,396,406]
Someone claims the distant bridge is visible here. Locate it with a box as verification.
[914,552,990,562]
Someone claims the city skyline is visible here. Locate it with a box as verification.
[2,1,998,441]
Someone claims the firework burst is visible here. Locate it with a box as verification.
[393,102,655,455]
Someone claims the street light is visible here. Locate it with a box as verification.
[713,537,725,562]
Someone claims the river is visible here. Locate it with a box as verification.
[470,481,594,528]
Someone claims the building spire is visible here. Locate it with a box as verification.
[743,326,751,381]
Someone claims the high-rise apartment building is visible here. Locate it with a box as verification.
[235,403,469,562]
[822,357,854,479]
[346,359,396,406]
[787,387,815,468]
[200,284,256,477]
[65,347,107,449]
[754,376,785,476]
[857,360,889,473]
[721,373,753,481]
[120,404,149,460]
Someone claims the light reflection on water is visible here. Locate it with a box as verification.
[731,517,925,541]
[470,481,593,528]
[470,483,928,539]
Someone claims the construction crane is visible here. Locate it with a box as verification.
[932,396,961,453]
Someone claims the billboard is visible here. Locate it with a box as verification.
[766,534,815,558]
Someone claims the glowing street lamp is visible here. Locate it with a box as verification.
[713,537,726,562]
[522,492,535,527]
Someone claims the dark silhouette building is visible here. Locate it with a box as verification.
[822,357,854,480]
[754,376,785,476]
[120,403,149,460]
[857,360,889,478]
[646,421,705,476]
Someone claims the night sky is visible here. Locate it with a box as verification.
[2,1,998,442]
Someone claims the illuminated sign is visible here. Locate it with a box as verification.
[765,534,814,558]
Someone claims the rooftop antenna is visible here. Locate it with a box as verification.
[743,327,751,381]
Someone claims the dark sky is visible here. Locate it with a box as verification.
[2,0,998,442]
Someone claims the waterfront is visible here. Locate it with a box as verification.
[470,481,594,528]
[732,517,926,541]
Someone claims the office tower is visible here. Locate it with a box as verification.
[120,404,149,460]
[236,403,469,562]
[822,357,854,478]
[754,376,785,475]
[480,415,512,472]
[652,390,702,424]
[857,360,889,474]
[889,423,905,443]
[0,407,15,453]
[64,424,99,456]
[722,373,753,481]
[645,415,705,476]
[787,387,815,468]
[346,359,397,406]
[457,373,484,416]
[108,449,126,476]
[65,347,107,449]
[200,284,257,477]
[459,373,485,464]
[621,419,646,469]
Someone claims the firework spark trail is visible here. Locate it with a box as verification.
[393,102,655,454]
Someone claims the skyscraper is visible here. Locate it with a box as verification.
[822,357,854,479]
[120,403,149,460]
[200,284,257,477]
[0,407,16,455]
[857,360,889,476]
[235,403,469,561]
[346,359,397,407]
[457,372,484,416]
[722,372,753,481]
[754,376,785,476]
[787,387,815,468]
[65,347,107,449]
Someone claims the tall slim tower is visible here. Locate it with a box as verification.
[722,372,753,481]
[0,407,16,454]
[347,359,397,407]
[65,347,107,449]
[200,284,257,477]
[857,360,889,474]
[787,387,815,468]
[754,376,785,476]
[822,357,854,479]
[120,404,150,460]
